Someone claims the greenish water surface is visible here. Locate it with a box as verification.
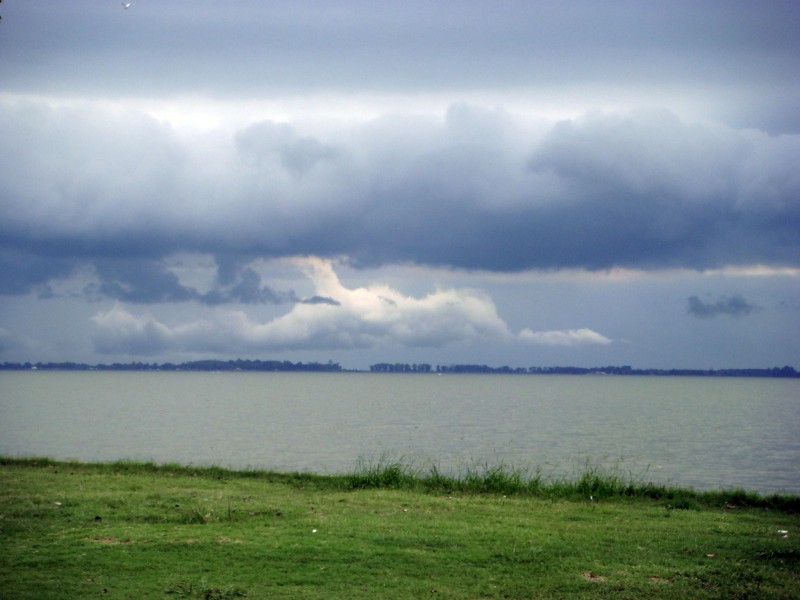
[0,371,797,493]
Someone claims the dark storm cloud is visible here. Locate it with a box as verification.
[687,295,760,319]
[301,296,341,306]
[0,248,79,296]
[199,268,298,306]
[81,259,296,306]
[1,102,799,298]
[85,260,197,304]
[333,109,800,271]
[0,99,187,260]
[517,110,798,270]
[1,0,799,301]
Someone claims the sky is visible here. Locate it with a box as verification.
[0,0,798,370]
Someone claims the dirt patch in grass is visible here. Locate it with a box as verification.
[92,536,133,544]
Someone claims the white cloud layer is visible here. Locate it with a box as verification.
[90,258,522,355]
[518,328,613,347]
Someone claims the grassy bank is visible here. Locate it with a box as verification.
[1,458,798,599]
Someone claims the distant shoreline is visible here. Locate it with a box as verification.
[1,359,797,378]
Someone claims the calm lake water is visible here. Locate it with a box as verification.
[1,371,798,494]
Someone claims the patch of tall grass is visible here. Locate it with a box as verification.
[342,455,800,512]
[2,455,798,513]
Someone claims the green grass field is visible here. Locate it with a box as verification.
[1,458,798,599]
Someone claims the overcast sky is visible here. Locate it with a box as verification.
[1,0,798,370]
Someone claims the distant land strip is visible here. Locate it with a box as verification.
[1,360,798,378]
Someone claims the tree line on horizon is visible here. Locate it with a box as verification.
[0,360,797,378]
[0,359,343,372]
[369,362,799,378]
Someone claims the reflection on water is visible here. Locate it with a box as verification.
[0,371,798,493]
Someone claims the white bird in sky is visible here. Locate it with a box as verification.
[121,2,131,8]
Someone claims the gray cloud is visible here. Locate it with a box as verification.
[301,296,341,306]
[0,327,21,355]
[687,295,760,319]
[3,3,798,131]
[82,259,296,306]
[85,260,197,304]
[200,268,298,306]
[236,122,343,177]
[1,102,799,302]
[0,248,80,296]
